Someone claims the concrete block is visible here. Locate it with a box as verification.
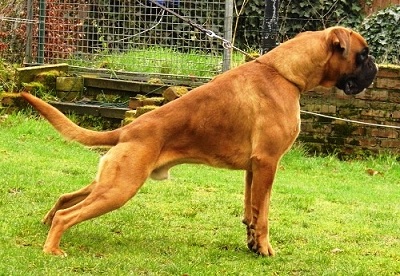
[16,63,68,86]
[163,86,189,102]
[56,76,84,92]
[135,105,158,117]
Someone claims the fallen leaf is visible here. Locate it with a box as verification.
[365,168,383,176]
[331,248,343,254]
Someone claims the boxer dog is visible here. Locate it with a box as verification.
[20,26,377,256]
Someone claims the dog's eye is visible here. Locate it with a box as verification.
[362,48,369,57]
[357,48,369,64]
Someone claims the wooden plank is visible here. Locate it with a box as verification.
[68,66,210,87]
[49,101,129,119]
[16,63,69,85]
[83,77,168,95]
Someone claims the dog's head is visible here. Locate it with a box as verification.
[324,27,378,95]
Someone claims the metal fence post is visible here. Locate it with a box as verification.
[223,0,233,72]
[261,0,279,54]
[38,0,46,64]
[24,0,33,64]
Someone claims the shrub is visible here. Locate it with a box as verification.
[233,0,363,49]
[358,5,400,64]
[0,0,27,63]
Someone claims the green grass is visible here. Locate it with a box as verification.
[1,113,400,275]
[69,47,245,77]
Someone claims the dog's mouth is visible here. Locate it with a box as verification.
[336,77,369,95]
[336,56,378,95]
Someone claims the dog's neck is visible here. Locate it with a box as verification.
[256,32,332,93]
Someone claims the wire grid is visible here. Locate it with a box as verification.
[27,0,227,78]
[0,0,28,63]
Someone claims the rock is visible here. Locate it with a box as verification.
[162,86,189,102]
[135,105,158,117]
[142,97,164,106]
[56,76,84,92]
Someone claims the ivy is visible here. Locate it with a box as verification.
[234,1,400,65]
[234,0,363,48]
[358,5,400,64]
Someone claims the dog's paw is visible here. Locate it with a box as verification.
[247,240,275,256]
[43,247,68,257]
[257,243,275,256]
[245,224,275,256]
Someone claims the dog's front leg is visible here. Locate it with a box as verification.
[245,156,277,256]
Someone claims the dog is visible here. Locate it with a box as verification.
[20,26,377,256]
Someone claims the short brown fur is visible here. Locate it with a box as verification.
[20,27,376,256]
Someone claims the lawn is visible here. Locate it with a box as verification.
[68,47,246,78]
[0,113,399,275]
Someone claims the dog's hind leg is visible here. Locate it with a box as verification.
[43,144,154,256]
[42,181,96,225]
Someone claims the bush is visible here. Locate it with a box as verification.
[0,0,27,63]
[0,59,17,92]
[233,0,363,49]
[358,5,400,64]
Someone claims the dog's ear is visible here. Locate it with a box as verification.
[330,28,351,58]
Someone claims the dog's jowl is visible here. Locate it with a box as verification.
[20,26,377,256]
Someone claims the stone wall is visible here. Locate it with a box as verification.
[299,65,400,157]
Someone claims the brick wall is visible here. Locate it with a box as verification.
[299,65,400,157]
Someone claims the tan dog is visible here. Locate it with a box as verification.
[21,26,377,256]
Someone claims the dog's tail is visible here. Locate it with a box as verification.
[20,92,121,146]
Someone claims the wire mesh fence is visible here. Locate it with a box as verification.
[0,0,28,64]
[0,1,379,78]
[21,0,231,80]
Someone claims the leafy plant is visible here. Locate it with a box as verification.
[233,0,363,49]
[0,59,18,92]
[358,5,400,64]
[40,0,83,62]
[0,0,27,63]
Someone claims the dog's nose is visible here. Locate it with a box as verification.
[369,55,376,63]
[367,55,379,72]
